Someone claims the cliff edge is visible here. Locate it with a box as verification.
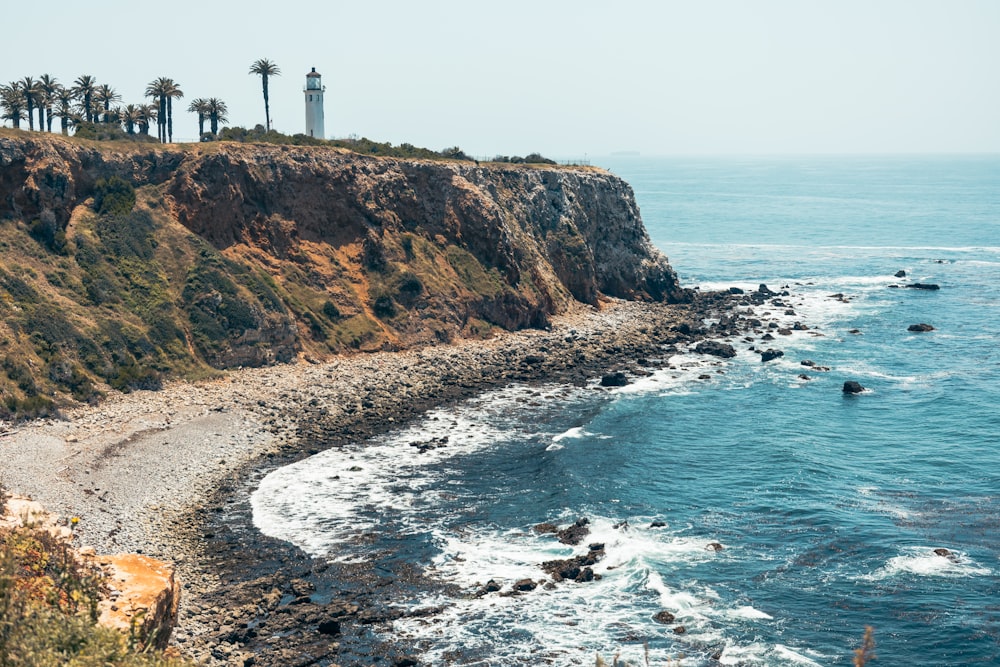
[0,131,685,417]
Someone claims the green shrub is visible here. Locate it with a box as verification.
[372,294,397,319]
[92,177,136,216]
[28,211,68,254]
[94,209,155,259]
[0,524,192,666]
[322,300,341,320]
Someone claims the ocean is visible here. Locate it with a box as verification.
[251,156,1000,666]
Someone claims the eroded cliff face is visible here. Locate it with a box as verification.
[0,132,685,414]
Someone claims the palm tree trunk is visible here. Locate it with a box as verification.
[38,107,45,132]
[159,96,166,142]
[46,106,54,132]
[60,116,68,135]
[167,98,174,143]
[26,101,35,131]
[198,113,205,136]
[84,94,92,123]
[263,76,270,130]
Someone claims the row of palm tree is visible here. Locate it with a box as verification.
[2,59,281,141]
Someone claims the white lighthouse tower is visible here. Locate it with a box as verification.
[304,67,326,139]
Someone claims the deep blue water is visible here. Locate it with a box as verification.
[253,156,1000,666]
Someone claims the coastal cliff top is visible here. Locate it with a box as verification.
[0,128,606,174]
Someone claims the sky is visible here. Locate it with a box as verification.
[2,0,999,156]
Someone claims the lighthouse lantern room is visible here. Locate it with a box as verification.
[304,67,326,139]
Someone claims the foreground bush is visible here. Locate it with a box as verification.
[0,516,190,667]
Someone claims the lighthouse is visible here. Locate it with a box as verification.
[304,67,326,139]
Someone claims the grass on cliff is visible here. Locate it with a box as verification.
[0,498,190,666]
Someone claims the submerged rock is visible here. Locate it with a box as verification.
[842,381,865,394]
[906,283,941,290]
[908,323,935,332]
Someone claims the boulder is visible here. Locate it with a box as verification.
[706,542,724,552]
[694,341,737,359]
[533,522,558,534]
[842,381,865,394]
[556,518,591,545]
[96,554,181,650]
[760,349,784,363]
[317,619,341,636]
[653,610,676,624]
[513,579,537,592]
[728,286,745,294]
[895,270,906,278]
[906,283,940,290]
[908,323,935,332]
[600,371,630,387]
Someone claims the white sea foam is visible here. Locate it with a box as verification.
[251,383,594,560]
[862,547,992,581]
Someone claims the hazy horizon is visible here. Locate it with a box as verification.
[2,0,998,157]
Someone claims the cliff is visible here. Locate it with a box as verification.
[0,130,685,418]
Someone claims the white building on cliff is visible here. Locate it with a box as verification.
[304,67,326,139]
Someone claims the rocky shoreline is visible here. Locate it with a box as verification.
[1,291,764,666]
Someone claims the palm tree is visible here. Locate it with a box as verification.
[145,77,183,143]
[52,87,78,135]
[19,77,39,131]
[187,98,210,136]
[95,84,121,123]
[72,75,98,123]
[1,83,26,129]
[249,58,280,131]
[38,74,60,132]
[206,97,229,136]
[137,103,157,136]
[119,104,143,134]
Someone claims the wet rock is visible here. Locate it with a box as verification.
[480,580,502,594]
[600,371,630,387]
[843,381,865,394]
[906,283,940,290]
[317,619,341,636]
[534,522,558,534]
[673,626,687,634]
[649,521,667,528]
[895,270,907,278]
[706,542,724,552]
[556,518,590,545]
[760,349,784,363]
[801,360,815,367]
[694,341,737,359]
[908,323,935,332]
[513,578,537,592]
[653,610,676,624]
[728,287,745,294]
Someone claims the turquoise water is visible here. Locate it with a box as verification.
[253,156,1000,665]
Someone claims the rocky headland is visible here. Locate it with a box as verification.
[0,131,771,665]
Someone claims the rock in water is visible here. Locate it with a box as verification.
[908,323,935,332]
[695,341,737,358]
[906,283,940,290]
[760,349,784,363]
[895,270,907,278]
[843,381,865,394]
[600,371,630,387]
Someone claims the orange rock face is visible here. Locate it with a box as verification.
[96,553,181,650]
